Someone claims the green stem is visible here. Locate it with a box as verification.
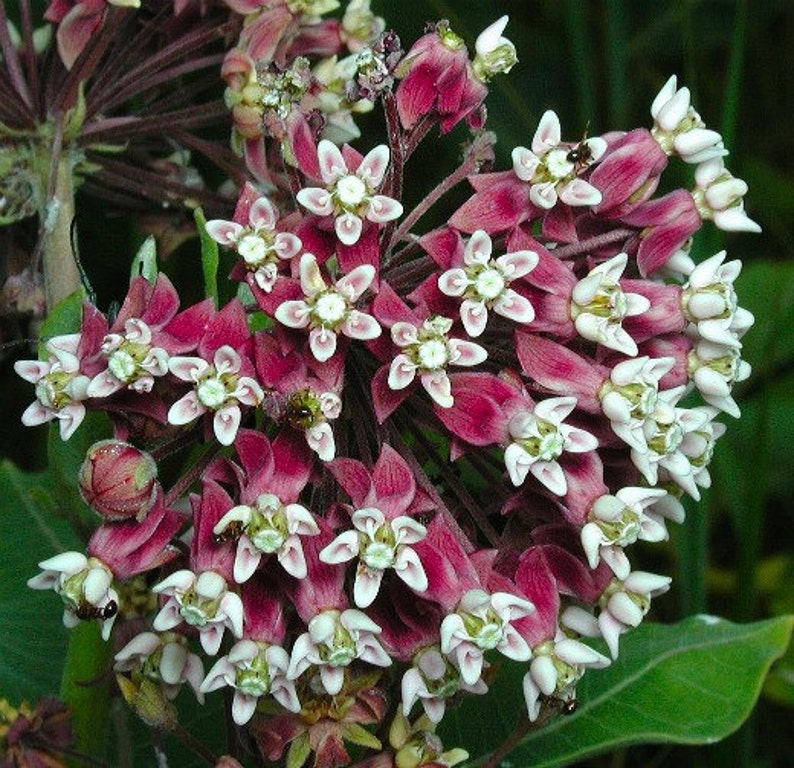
[60,622,114,766]
[38,124,82,312]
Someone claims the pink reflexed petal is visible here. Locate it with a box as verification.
[357,144,390,187]
[21,401,55,428]
[319,530,360,564]
[309,327,338,362]
[233,377,264,407]
[559,178,603,207]
[336,264,375,301]
[168,356,208,382]
[448,339,488,367]
[354,568,384,608]
[342,311,381,341]
[317,139,348,183]
[460,299,488,337]
[530,181,558,210]
[277,537,308,579]
[307,423,335,461]
[563,425,599,453]
[205,220,243,246]
[421,371,453,408]
[438,268,468,297]
[366,195,403,224]
[504,443,531,486]
[296,187,334,216]
[497,250,538,279]
[530,460,568,496]
[274,233,302,260]
[388,355,417,390]
[532,110,561,153]
[335,213,363,246]
[494,290,535,324]
[168,392,205,426]
[274,300,311,329]
[320,666,345,695]
[214,406,242,446]
[14,360,50,383]
[395,547,428,592]
[232,692,258,726]
[465,230,493,265]
[234,538,262,584]
[86,371,126,398]
[249,197,278,230]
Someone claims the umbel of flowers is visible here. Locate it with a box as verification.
[15,2,759,767]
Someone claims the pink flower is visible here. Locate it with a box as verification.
[206,194,302,294]
[511,110,606,210]
[437,229,537,337]
[275,252,381,361]
[296,141,403,245]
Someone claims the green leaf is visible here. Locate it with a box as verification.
[38,288,86,351]
[130,235,159,283]
[0,461,83,701]
[439,615,793,767]
[194,207,219,307]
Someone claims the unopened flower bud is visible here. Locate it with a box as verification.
[116,674,178,731]
[79,440,158,522]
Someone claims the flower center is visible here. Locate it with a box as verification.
[474,268,506,301]
[335,174,368,208]
[197,376,230,409]
[361,541,396,570]
[108,349,138,382]
[417,339,448,370]
[35,371,74,410]
[235,652,271,696]
[313,291,348,325]
[238,233,270,265]
[544,148,575,180]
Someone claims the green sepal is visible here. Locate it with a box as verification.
[194,207,219,307]
[130,235,159,284]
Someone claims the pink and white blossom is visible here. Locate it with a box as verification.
[511,110,606,209]
[168,345,264,445]
[388,316,487,408]
[522,634,609,720]
[14,334,91,440]
[114,631,205,702]
[692,158,761,233]
[275,253,381,362]
[201,640,299,724]
[504,397,598,494]
[472,16,517,82]
[214,493,319,582]
[152,569,244,656]
[320,508,428,607]
[287,608,391,695]
[569,253,651,356]
[206,196,302,293]
[437,229,537,337]
[296,140,402,245]
[650,75,727,164]
[440,589,533,685]
[28,552,119,640]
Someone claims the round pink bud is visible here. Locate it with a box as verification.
[79,440,158,522]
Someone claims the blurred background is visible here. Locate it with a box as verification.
[2,1,792,766]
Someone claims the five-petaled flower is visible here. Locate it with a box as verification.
[275,253,381,361]
[437,229,537,337]
[296,140,403,245]
[168,346,264,445]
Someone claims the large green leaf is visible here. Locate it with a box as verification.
[439,615,792,767]
[0,461,83,701]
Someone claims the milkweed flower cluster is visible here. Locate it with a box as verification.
[14,3,758,767]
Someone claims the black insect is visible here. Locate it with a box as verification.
[213,521,244,544]
[566,142,593,167]
[561,698,578,715]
